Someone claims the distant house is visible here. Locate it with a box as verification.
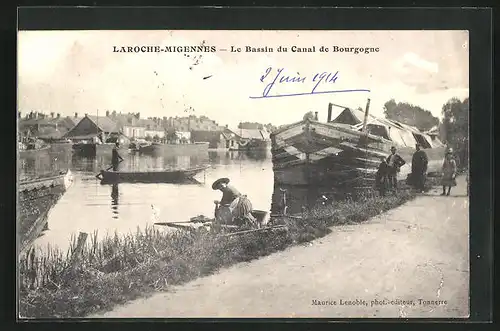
[111,113,164,140]
[63,114,128,144]
[167,115,221,131]
[140,118,165,139]
[223,127,270,150]
[191,130,225,148]
[19,112,76,141]
[111,113,145,139]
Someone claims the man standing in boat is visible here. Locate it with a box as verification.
[410,143,429,193]
[111,142,124,171]
[386,146,406,191]
[212,178,257,228]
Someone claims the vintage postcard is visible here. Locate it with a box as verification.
[17,29,470,319]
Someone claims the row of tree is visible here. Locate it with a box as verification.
[382,98,469,169]
[441,97,469,169]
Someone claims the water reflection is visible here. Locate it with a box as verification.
[270,181,376,216]
[19,151,210,177]
[19,147,325,252]
[271,184,342,216]
[111,184,119,219]
[208,150,268,165]
[271,184,316,215]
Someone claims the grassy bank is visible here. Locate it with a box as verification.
[19,189,419,318]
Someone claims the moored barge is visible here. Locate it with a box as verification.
[270,99,446,191]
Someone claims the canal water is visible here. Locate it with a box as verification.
[19,147,292,252]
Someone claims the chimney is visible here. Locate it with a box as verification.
[106,110,110,117]
[51,112,55,118]
[327,103,333,122]
[74,112,78,118]
[314,112,318,121]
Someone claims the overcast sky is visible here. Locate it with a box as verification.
[18,30,469,128]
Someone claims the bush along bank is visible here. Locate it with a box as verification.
[19,189,417,318]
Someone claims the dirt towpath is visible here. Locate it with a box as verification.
[91,176,469,318]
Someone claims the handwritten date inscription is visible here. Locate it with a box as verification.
[251,67,370,99]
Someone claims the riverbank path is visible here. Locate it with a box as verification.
[92,175,469,318]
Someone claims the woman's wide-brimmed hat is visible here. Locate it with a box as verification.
[212,177,230,190]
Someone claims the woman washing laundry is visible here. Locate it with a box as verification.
[212,177,257,228]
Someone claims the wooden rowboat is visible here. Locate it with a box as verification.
[138,142,162,154]
[18,169,74,255]
[97,165,208,184]
[19,169,74,192]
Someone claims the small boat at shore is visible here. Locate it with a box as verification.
[73,142,128,157]
[96,165,208,184]
[19,169,74,192]
[138,142,162,153]
[139,142,210,155]
[129,140,151,152]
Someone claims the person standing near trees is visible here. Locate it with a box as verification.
[375,156,389,196]
[411,143,429,193]
[386,146,406,191]
[441,148,457,196]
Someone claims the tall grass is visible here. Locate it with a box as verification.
[19,189,417,318]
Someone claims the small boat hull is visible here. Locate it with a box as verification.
[98,166,207,184]
[19,169,74,192]
[18,145,51,158]
[138,142,162,154]
[140,142,209,155]
[73,143,128,157]
[18,169,74,255]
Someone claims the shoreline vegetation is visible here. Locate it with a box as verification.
[19,179,446,319]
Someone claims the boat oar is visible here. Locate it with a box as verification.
[153,218,213,226]
[95,159,123,179]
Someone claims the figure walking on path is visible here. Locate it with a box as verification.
[386,146,406,191]
[441,148,457,196]
[411,143,429,193]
